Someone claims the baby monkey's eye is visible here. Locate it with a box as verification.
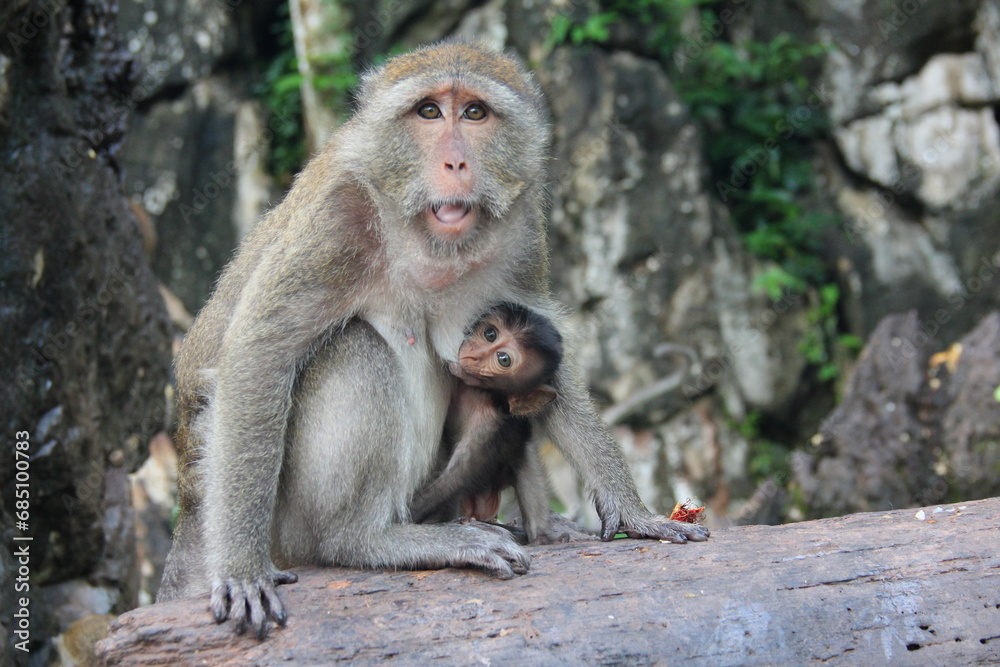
[496,351,511,368]
[417,103,442,119]
[463,104,487,121]
[484,327,497,342]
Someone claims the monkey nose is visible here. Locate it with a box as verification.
[459,351,482,364]
[444,159,468,172]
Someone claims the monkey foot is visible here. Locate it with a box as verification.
[454,520,531,578]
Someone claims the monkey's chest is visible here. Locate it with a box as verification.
[366,314,450,483]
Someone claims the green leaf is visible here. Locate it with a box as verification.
[817,363,840,381]
[548,14,573,48]
[752,266,807,300]
[838,334,864,352]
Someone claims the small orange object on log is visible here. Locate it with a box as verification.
[669,500,706,524]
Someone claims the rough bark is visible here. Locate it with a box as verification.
[98,497,1000,666]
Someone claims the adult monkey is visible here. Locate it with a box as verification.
[158,41,709,638]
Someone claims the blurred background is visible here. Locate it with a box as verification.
[2,0,1000,663]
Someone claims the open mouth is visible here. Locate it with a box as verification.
[428,202,476,239]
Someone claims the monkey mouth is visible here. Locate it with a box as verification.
[428,202,476,239]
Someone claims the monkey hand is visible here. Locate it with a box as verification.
[451,520,532,578]
[209,566,298,639]
[598,504,710,544]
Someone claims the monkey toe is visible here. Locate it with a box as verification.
[272,569,298,586]
[660,519,710,542]
[227,585,249,635]
[484,559,518,580]
[531,513,597,545]
[243,583,270,639]
[263,587,288,626]
[458,523,531,577]
[496,542,531,574]
[480,549,528,579]
[210,583,228,624]
[681,523,710,542]
[508,557,530,575]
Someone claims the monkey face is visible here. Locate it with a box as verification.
[409,88,492,243]
[453,317,544,394]
[352,43,549,250]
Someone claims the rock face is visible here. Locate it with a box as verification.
[534,45,815,522]
[795,312,938,516]
[795,311,1000,516]
[787,0,1000,340]
[122,76,275,310]
[118,0,280,313]
[0,0,171,664]
[771,0,1000,520]
[936,313,1000,500]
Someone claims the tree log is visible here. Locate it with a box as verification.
[98,498,1000,665]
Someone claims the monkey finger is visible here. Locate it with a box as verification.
[262,585,288,626]
[210,581,232,623]
[243,583,269,640]
[598,506,625,542]
[497,541,531,574]
[649,518,710,542]
[507,554,530,575]
[629,529,687,544]
[679,523,710,541]
[228,584,249,635]
[491,541,530,574]
[476,553,518,580]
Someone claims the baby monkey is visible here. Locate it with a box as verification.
[411,303,562,542]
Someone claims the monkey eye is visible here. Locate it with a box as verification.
[417,102,442,119]
[463,104,487,121]
[483,327,497,343]
[496,351,511,368]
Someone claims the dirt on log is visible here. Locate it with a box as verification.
[98,498,1000,666]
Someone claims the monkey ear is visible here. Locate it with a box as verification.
[508,385,557,416]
